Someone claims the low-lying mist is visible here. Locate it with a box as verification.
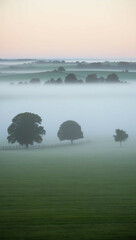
[0,82,136,146]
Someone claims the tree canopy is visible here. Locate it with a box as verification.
[106,73,119,83]
[57,120,83,144]
[7,112,46,148]
[56,77,63,84]
[85,74,98,83]
[65,73,77,83]
[113,129,128,146]
[58,66,65,72]
[30,78,40,84]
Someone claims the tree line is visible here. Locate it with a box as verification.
[77,61,136,71]
[14,73,120,85]
[7,112,128,149]
[30,73,120,84]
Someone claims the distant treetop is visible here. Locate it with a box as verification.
[30,78,40,84]
[58,66,65,72]
[65,73,77,83]
[106,73,120,83]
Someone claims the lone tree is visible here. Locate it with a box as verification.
[113,129,128,147]
[7,112,46,148]
[57,120,83,144]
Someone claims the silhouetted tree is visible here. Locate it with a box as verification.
[7,112,46,149]
[49,78,56,83]
[56,77,63,84]
[85,74,98,83]
[106,73,120,83]
[46,78,56,84]
[113,129,128,147]
[57,120,83,144]
[58,66,65,72]
[30,78,40,84]
[65,73,77,83]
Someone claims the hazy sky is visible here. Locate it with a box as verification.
[0,0,136,58]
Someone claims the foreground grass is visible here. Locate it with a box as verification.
[0,144,136,240]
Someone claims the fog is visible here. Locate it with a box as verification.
[0,83,136,146]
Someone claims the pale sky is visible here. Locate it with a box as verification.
[0,0,136,58]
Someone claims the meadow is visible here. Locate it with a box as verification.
[0,59,136,240]
[0,143,136,240]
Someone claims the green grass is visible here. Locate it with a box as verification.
[0,144,136,240]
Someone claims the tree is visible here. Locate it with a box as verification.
[30,78,40,84]
[85,74,98,83]
[57,120,83,144]
[113,129,128,147]
[46,78,56,84]
[65,73,77,83]
[7,112,46,148]
[49,78,56,84]
[56,77,63,84]
[106,73,120,83]
[58,66,65,72]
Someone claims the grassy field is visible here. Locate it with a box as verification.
[0,143,136,240]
